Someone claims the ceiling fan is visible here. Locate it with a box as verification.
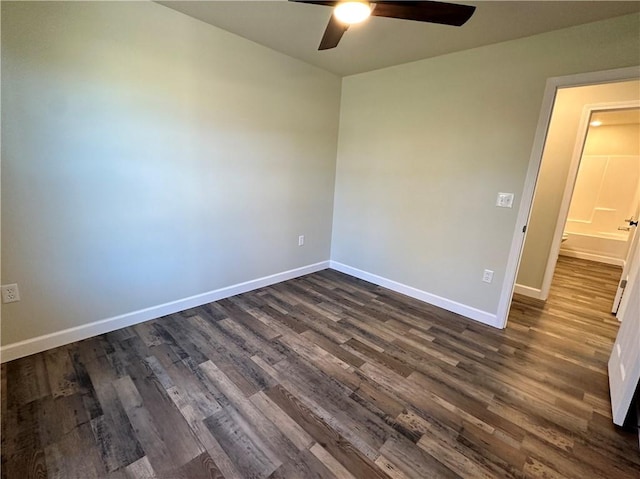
[289,0,476,50]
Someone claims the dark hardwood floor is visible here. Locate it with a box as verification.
[2,256,639,478]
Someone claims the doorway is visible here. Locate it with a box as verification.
[495,66,640,327]
[517,100,640,307]
[562,108,640,268]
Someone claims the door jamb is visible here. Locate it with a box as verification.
[495,66,640,329]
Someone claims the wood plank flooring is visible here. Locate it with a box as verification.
[2,256,639,478]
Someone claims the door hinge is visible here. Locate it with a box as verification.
[522,225,527,233]
[620,279,627,289]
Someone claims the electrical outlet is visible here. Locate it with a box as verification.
[1,284,20,303]
[496,192,514,208]
[298,235,305,246]
[482,270,494,283]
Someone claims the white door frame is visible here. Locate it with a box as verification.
[495,65,640,329]
[537,99,640,301]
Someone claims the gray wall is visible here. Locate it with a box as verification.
[1,2,341,345]
[331,14,640,315]
[2,3,639,348]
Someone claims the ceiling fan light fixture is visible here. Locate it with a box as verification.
[333,1,371,25]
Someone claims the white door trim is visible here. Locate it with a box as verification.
[495,66,640,329]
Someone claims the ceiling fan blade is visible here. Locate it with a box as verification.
[318,14,349,50]
[288,1,339,6]
[290,0,475,50]
[372,1,475,26]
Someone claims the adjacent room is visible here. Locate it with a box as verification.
[2,1,640,478]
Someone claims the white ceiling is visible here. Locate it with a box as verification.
[157,1,640,76]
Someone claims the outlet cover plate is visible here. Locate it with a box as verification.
[496,192,514,208]
[1,284,20,303]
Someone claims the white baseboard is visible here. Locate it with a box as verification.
[329,261,500,328]
[559,249,624,267]
[0,261,330,363]
[513,283,545,300]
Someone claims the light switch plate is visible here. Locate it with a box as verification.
[496,192,514,208]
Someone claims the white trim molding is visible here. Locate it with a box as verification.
[0,261,330,363]
[513,284,545,300]
[559,250,625,267]
[1,259,502,363]
[329,261,500,328]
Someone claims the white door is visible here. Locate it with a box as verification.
[612,200,640,314]
[608,227,640,425]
